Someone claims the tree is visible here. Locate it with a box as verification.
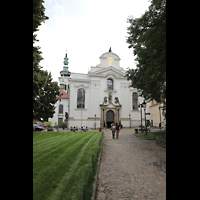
[33,0,49,37]
[125,0,166,104]
[33,0,60,121]
[33,70,60,121]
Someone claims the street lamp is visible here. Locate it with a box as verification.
[142,100,147,135]
[138,103,143,132]
[58,92,63,130]
[67,83,70,134]
[94,114,96,130]
[159,106,162,131]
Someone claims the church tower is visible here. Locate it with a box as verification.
[59,50,71,88]
[60,50,71,77]
[57,50,71,128]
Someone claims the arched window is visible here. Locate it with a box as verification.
[132,92,138,110]
[59,104,63,113]
[107,78,113,90]
[77,88,85,108]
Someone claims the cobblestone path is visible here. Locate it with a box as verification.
[96,129,166,200]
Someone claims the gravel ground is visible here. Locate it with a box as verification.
[96,128,166,200]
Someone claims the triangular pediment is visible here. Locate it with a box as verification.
[89,66,125,78]
[107,102,115,108]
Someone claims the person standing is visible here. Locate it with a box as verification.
[111,123,116,139]
[116,123,120,139]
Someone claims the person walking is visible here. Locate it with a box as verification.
[116,122,120,139]
[111,123,116,139]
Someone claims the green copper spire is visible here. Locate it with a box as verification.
[60,50,71,77]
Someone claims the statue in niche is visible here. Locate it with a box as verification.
[108,92,112,103]
[103,96,107,104]
[65,112,68,120]
[115,97,120,104]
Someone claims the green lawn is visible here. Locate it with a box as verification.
[33,131,103,200]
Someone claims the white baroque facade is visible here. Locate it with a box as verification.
[49,49,150,128]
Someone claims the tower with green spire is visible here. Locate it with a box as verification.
[60,50,71,77]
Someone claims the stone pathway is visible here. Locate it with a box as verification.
[96,129,166,200]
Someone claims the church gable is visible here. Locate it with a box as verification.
[97,48,121,69]
[100,52,121,60]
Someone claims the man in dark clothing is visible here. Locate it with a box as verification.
[116,123,120,139]
[111,123,116,139]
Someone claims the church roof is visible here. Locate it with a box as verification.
[88,66,125,78]
[56,90,69,99]
[60,80,66,85]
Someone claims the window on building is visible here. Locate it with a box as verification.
[60,84,67,90]
[59,104,63,113]
[77,88,85,108]
[107,78,113,90]
[132,92,138,110]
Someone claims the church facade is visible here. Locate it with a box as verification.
[49,48,150,128]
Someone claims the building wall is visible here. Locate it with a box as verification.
[149,101,164,127]
[48,98,69,127]
[68,73,147,128]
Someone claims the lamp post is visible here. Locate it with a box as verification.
[103,109,104,128]
[58,91,63,130]
[159,106,162,131]
[67,83,70,134]
[138,103,143,132]
[118,109,119,123]
[94,114,96,130]
[142,100,147,136]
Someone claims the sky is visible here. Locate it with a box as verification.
[35,0,151,82]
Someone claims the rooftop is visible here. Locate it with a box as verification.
[56,90,69,99]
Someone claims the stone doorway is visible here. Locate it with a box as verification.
[58,118,63,127]
[106,110,114,128]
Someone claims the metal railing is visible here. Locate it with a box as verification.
[81,132,103,200]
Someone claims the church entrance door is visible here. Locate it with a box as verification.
[58,118,63,127]
[106,110,114,128]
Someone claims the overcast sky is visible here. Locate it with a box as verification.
[35,0,151,82]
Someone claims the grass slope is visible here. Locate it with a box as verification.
[134,131,166,148]
[134,130,166,140]
[33,131,103,200]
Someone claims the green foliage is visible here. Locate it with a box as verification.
[33,0,60,121]
[44,121,52,127]
[33,0,49,43]
[33,70,60,121]
[126,0,166,104]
